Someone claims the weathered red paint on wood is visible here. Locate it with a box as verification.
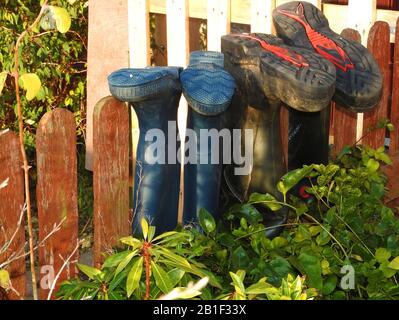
[280,104,289,169]
[389,18,399,155]
[363,21,391,149]
[0,130,26,300]
[93,97,130,267]
[36,109,78,300]
[383,152,399,209]
[333,28,361,155]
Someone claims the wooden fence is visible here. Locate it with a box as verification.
[1,0,399,300]
[85,0,399,169]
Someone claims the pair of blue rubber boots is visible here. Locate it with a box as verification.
[108,52,235,234]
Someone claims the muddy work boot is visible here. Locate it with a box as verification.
[181,51,235,224]
[222,33,336,237]
[273,1,382,199]
[108,67,182,234]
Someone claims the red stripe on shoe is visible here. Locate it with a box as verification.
[231,34,309,68]
[277,2,354,72]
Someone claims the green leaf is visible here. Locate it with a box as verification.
[152,231,178,243]
[102,250,132,269]
[366,159,379,173]
[298,252,323,290]
[375,248,391,263]
[0,72,8,96]
[198,208,216,234]
[147,226,156,242]
[229,272,246,296]
[126,257,143,297]
[380,261,397,278]
[19,73,41,101]
[77,264,102,280]
[114,250,138,277]
[232,246,250,269]
[294,225,312,243]
[151,261,172,294]
[246,280,274,295]
[41,6,71,33]
[316,229,331,246]
[0,270,10,289]
[158,248,191,269]
[387,257,399,270]
[167,268,185,287]
[271,237,288,249]
[387,123,395,132]
[119,236,142,250]
[278,166,314,196]
[248,193,282,211]
[322,275,337,296]
[141,218,149,240]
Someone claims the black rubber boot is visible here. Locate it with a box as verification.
[181,51,235,224]
[108,67,182,234]
[273,1,383,178]
[221,33,336,237]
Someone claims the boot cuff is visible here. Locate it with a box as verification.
[189,51,225,68]
[180,64,235,116]
[108,67,182,102]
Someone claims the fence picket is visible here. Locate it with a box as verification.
[167,0,189,66]
[390,17,399,155]
[36,109,78,300]
[0,130,26,300]
[250,0,275,34]
[93,97,130,267]
[207,0,231,51]
[86,0,129,170]
[363,21,391,149]
[128,0,150,68]
[333,29,361,155]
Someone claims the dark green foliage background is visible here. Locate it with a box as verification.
[0,0,92,235]
[0,0,88,146]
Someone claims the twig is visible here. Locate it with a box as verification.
[12,0,49,301]
[0,217,65,269]
[0,204,25,254]
[46,240,81,300]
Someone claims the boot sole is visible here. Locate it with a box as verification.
[273,1,383,112]
[222,33,336,112]
[108,67,182,103]
[180,64,235,116]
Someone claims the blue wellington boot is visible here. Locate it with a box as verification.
[180,51,235,224]
[108,67,182,234]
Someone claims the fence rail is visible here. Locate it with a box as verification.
[1,0,399,300]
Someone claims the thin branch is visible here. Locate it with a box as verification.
[0,217,65,269]
[46,240,81,300]
[12,0,49,301]
[0,204,25,254]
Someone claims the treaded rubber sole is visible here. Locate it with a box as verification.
[189,51,225,68]
[108,67,182,103]
[180,63,235,116]
[273,1,383,112]
[221,33,336,112]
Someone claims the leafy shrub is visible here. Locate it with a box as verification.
[0,0,88,147]
[57,144,399,300]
